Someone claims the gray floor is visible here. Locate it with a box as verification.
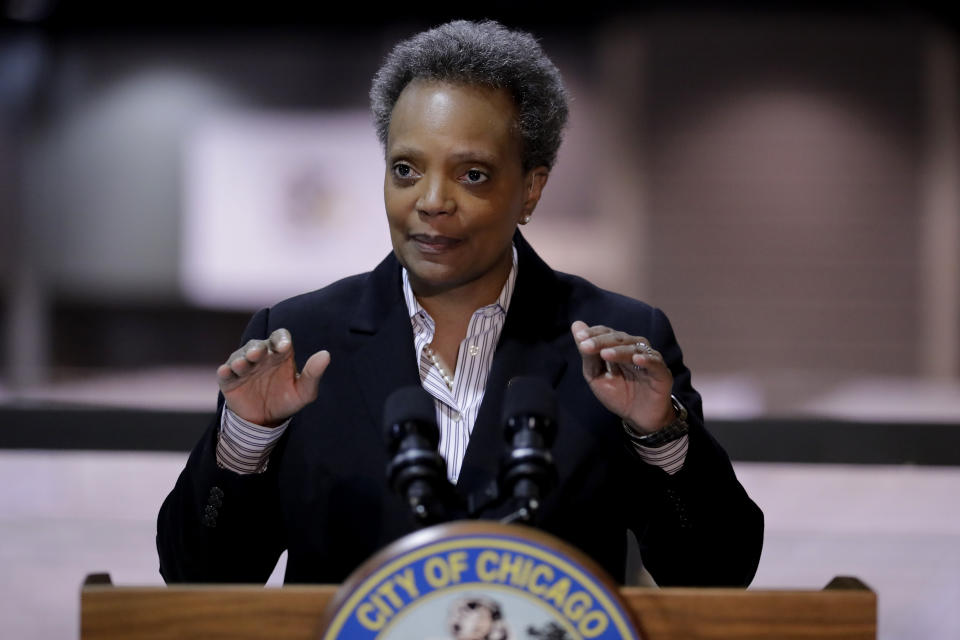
[1,451,957,639]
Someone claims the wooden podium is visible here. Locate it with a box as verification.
[80,573,876,639]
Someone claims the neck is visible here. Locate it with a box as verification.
[411,250,512,328]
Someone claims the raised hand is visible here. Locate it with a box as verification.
[216,328,330,427]
[571,320,675,434]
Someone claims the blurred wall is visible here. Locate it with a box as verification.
[643,17,926,378]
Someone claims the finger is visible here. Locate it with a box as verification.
[599,344,668,375]
[267,328,293,356]
[216,362,237,383]
[571,320,591,341]
[586,331,639,352]
[218,339,270,387]
[596,342,662,361]
[580,352,606,380]
[572,322,635,379]
[573,338,607,380]
[228,353,256,377]
[296,350,331,402]
[571,321,613,342]
[572,324,617,354]
[243,340,268,364]
[573,329,621,381]
[225,340,256,364]
[631,353,673,385]
[632,349,667,370]
[600,344,649,363]
[218,343,256,383]
[579,333,635,355]
[236,338,275,370]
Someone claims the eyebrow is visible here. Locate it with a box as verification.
[388,146,499,167]
[447,150,498,166]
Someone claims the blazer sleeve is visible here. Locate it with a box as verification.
[156,308,287,583]
[628,307,764,587]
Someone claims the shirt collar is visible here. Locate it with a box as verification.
[402,244,518,320]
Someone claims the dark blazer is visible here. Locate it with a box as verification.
[157,233,763,587]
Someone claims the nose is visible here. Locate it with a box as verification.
[416,176,456,217]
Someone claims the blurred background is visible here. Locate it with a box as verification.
[1,1,958,638]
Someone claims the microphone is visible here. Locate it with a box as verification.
[383,386,452,525]
[500,376,558,523]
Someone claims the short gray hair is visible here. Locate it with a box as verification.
[370,20,569,170]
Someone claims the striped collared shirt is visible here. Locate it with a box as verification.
[401,247,518,483]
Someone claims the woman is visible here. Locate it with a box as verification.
[158,20,762,587]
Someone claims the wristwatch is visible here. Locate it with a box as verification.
[623,395,689,448]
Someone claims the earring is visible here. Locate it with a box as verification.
[520,215,532,225]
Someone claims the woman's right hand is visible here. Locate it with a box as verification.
[216,328,331,427]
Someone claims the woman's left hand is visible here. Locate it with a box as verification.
[571,320,675,433]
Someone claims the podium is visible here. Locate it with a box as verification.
[80,573,876,639]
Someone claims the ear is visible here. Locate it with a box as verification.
[519,166,550,221]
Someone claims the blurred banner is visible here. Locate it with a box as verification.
[181,111,391,309]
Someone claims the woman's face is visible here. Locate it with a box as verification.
[384,80,548,298]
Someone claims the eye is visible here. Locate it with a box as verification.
[391,162,419,181]
[460,168,489,185]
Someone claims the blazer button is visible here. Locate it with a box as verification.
[202,515,217,528]
[204,505,218,518]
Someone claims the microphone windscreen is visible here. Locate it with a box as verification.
[502,376,556,424]
[382,386,438,443]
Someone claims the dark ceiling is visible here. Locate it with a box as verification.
[3,0,957,33]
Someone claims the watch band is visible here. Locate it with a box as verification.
[623,395,689,448]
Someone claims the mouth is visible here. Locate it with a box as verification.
[409,233,464,253]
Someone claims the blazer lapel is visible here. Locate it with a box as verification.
[456,233,570,502]
[348,254,422,433]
